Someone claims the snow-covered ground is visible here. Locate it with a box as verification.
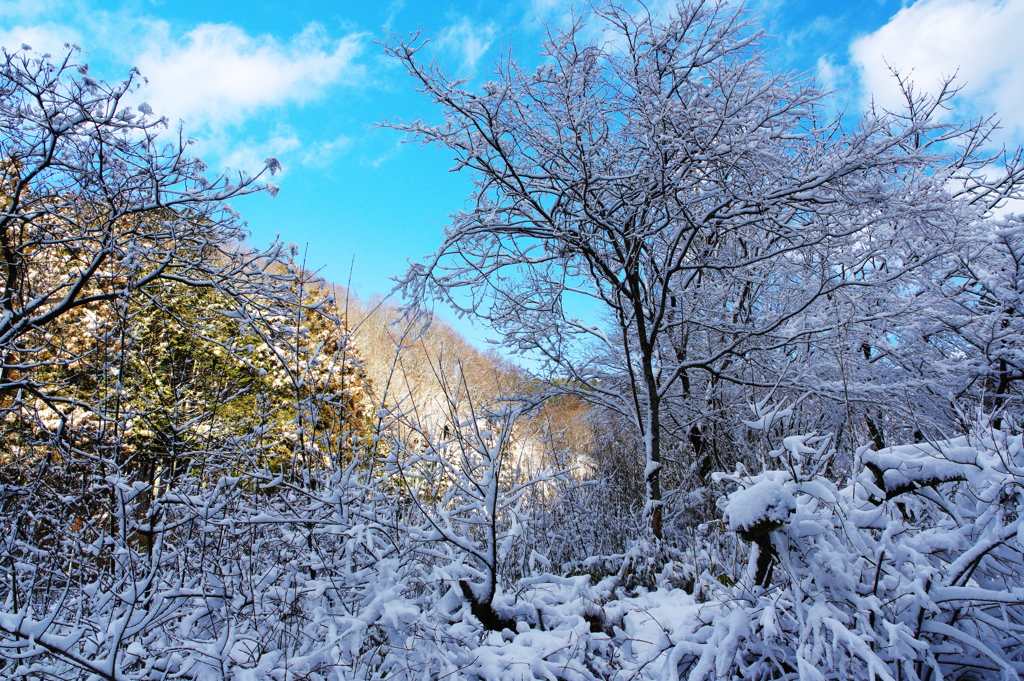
[5,419,1024,680]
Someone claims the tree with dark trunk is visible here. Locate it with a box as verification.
[386,1,1017,540]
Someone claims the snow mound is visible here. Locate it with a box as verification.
[725,474,796,536]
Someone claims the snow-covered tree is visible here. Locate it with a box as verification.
[386,0,1022,538]
[901,215,1024,427]
[0,48,374,676]
[0,46,289,411]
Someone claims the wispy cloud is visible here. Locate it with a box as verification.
[0,22,81,57]
[0,0,69,22]
[362,138,404,169]
[527,0,570,24]
[217,128,303,177]
[851,0,1024,141]
[437,16,496,73]
[383,0,406,31]
[186,126,353,178]
[816,55,845,93]
[302,134,352,168]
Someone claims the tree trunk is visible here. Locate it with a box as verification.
[643,354,663,541]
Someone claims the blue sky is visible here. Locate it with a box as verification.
[2,0,1022,343]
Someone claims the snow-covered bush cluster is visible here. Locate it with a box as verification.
[707,424,1024,679]
[7,396,1024,680]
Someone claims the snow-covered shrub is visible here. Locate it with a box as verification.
[685,418,1024,680]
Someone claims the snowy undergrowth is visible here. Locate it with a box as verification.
[708,421,1024,680]
[5,418,1024,680]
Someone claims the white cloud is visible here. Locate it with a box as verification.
[0,2,155,62]
[0,0,67,22]
[0,10,367,132]
[0,9,371,179]
[135,22,365,129]
[0,22,81,58]
[851,0,1024,140]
